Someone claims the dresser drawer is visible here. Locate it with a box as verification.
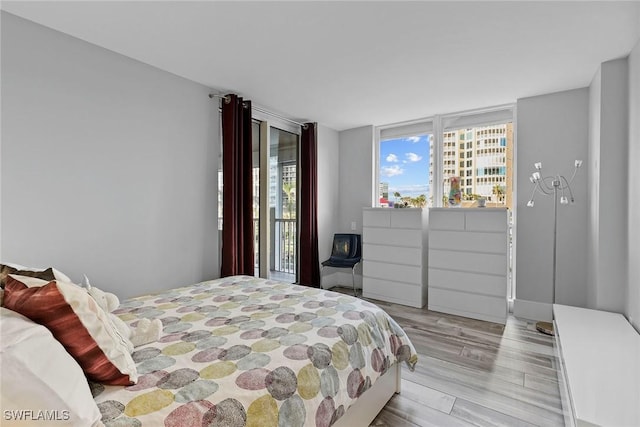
[390,209,423,229]
[363,243,422,265]
[428,287,507,324]
[363,277,424,308]
[363,261,422,285]
[363,209,391,227]
[429,230,507,253]
[465,210,507,232]
[429,249,507,276]
[429,210,465,230]
[428,267,506,297]
[363,227,422,247]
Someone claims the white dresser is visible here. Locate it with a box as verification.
[428,208,509,324]
[362,208,428,308]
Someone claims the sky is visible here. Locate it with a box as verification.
[379,134,431,199]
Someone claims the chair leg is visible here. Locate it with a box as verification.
[351,266,356,296]
[320,265,324,289]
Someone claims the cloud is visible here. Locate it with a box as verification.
[381,165,404,177]
[406,136,421,143]
[405,152,422,162]
[386,153,398,163]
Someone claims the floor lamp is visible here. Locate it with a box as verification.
[526,160,582,335]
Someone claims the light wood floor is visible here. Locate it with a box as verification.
[333,288,567,427]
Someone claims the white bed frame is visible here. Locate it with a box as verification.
[333,362,401,427]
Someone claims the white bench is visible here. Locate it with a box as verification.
[554,304,640,427]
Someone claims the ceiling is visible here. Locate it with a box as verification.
[2,1,639,131]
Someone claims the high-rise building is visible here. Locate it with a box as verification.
[379,182,389,201]
[429,123,513,208]
[281,163,296,218]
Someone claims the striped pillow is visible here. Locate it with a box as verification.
[3,275,138,385]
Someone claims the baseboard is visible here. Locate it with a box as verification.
[513,298,551,321]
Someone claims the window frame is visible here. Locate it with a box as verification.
[375,118,435,207]
[375,104,515,208]
[374,103,518,302]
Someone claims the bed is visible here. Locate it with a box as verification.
[1,273,417,427]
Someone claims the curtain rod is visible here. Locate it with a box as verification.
[209,93,308,129]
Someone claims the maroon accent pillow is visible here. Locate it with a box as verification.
[3,276,137,385]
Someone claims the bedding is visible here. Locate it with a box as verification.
[92,275,417,427]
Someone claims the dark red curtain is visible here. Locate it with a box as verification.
[221,94,254,277]
[299,122,320,287]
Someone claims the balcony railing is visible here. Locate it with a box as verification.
[274,218,296,275]
[252,218,297,276]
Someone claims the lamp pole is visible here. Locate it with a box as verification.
[552,177,559,309]
[527,162,582,336]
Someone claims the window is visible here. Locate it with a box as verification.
[440,121,513,208]
[377,120,433,208]
[377,105,514,209]
[377,106,516,303]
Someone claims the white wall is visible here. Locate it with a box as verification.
[588,67,602,310]
[1,13,219,298]
[338,126,374,234]
[316,124,340,270]
[514,88,589,321]
[627,38,640,332]
[322,125,374,288]
[588,58,629,313]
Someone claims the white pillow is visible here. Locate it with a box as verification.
[0,307,103,427]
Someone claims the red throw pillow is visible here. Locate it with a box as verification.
[3,275,137,385]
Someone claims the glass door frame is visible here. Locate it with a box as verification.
[254,113,301,282]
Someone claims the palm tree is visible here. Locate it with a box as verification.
[492,185,505,202]
[411,194,427,208]
[282,182,296,219]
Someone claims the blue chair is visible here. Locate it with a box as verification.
[321,233,362,296]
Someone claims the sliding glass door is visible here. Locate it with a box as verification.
[252,121,299,282]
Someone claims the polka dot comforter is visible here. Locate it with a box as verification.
[92,275,418,427]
